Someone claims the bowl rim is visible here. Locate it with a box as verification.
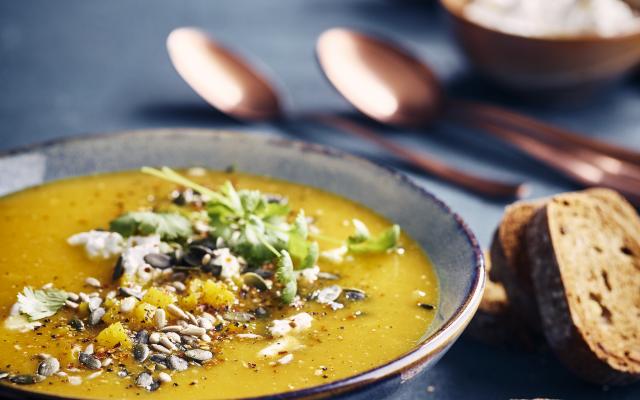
[0,129,485,400]
[439,0,640,43]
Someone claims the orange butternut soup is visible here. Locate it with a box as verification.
[0,168,438,399]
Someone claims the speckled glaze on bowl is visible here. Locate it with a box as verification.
[0,129,484,400]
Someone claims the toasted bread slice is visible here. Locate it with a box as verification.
[490,199,545,329]
[527,190,640,385]
[466,252,534,347]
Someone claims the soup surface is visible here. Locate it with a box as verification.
[0,169,438,399]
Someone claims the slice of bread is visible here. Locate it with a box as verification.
[466,252,534,347]
[490,199,545,330]
[527,190,640,385]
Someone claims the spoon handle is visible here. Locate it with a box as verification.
[458,115,640,205]
[451,100,640,167]
[311,114,527,199]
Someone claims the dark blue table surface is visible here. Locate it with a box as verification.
[1,1,639,399]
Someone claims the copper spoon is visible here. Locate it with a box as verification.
[167,27,525,199]
[315,28,640,203]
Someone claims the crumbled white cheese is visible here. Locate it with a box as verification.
[258,336,304,358]
[296,266,320,284]
[464,0,640,38]
[67,230,124,259]
[68,376,82,385]
[212,248,241,279]
[278,354,294,365]
[4,314,41,332]
[320,246,347,264]
[268,312,313,338]
[121,235,163,281]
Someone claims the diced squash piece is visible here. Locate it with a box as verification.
[96,322,132,350]
[131,302,157,329]
[102,305,121,325]
[103,297,118,309]
[77,302,89,317]
[179,292,201,311]
[201,280,235,308]
[142,287,177,308]
[188,278,204,294]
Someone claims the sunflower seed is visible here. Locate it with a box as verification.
[133,343,149,362]
[418,303,435,310]
[85,344,94,354]
[10,374,44,384]
[119,287,143,299]
[200,333,212,342]
[160,325,182,333]
[318,271,340,280]
[144,253,173,269]
[167,355,188,371]
[223,312,254,323]
[37,357,60,377]
[197,317,213,330]
[78,353,101,370]
[155,309,167,329]
[0,371,8,379]
[184,349,213,362]
[135,372,153,389]
[64,300,79,309]
[149,332,161,344]
[171,281,186,292]
[67,292,80,302]
[160,336,177,351]
[157,371,172,383]
[181,325,206,336]
[167,304,188,320]
[84,277,102,288]
[165,332,181,343]
[150,344,171,354]
[102,358,113,367]
[89,307,105,326]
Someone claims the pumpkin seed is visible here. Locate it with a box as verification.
[167,355,188,371]
[112,256,124,281]
[183,245,214,267]
[135,372,153,389]
[148,380,160,392]
[68,318,85,331]
[242,272,271,290]
[343,288,366,301]
[184,349,213,362]
[313,285,342,304]
[10,374,44,384]
[135,330,149,344]
[37,357,60,377]
[133,343,150,362]
[144,253,173,269]
[78,353,101,370]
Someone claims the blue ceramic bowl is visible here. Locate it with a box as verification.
[0,129,484,400]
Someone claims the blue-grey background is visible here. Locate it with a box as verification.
[1,1,638,399]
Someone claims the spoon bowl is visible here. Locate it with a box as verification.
[316,28,442,127]
[167,27,281,121]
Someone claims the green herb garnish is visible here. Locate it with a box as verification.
[347,220,400,254]
[110,211,193,241]
[276,251,297,304]
[17,287,68,321]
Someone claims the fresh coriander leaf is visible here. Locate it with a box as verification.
[302,241,319,269]
[276,250,297,304]
[288,211,318,269]
[109,211,192,241]
[17,287,68,321]
[347,224,400,254]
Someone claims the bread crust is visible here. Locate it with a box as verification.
[527,194,640,385]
